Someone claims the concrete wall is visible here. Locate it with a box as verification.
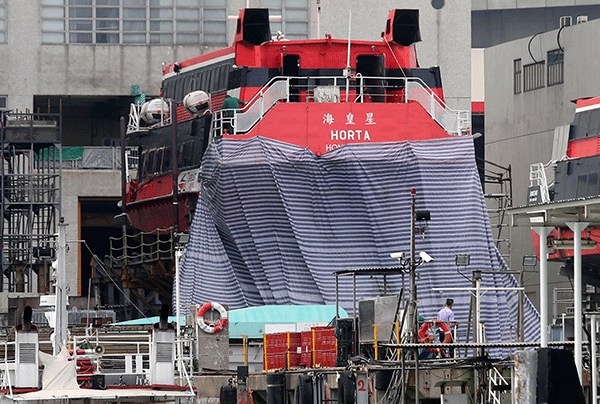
[472,5,600,48]
[0,0,471,112]
[0,1,223,111]
[485,18,600,309]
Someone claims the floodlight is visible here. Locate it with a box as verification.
[390,252,405,259]
[419,251,433,263]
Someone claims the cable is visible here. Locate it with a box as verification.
[82,241,148,319]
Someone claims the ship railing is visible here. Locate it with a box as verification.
[212,75,470,137]
[212,77,290,137]
[404,80,471,135]
[0,341,15,394]
[70,331,195,389]
[529,162,551,203]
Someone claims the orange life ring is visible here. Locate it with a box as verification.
[196,302,228,334]
[418,320,452,347]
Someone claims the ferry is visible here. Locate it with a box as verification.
[123,7,470,233]
[528,96,600,279]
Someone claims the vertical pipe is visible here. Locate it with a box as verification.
[373,324,378,360]
[263,333,268,371]
[344,10,351,103]
[409,188,418,404]
[286,332,290,369]
[335,274,339,319]
[566,221,588,383]
[395,321,401,359]
[55,218,68,355]
[119,117,127,220]
[591,315,597,403]
[243,335,248,366]
[518,270,524,341]
[533,226,552,348]
[170,103,179,233]
[312,328,316,367]
[175,247,183,337]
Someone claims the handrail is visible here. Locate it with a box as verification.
[529,162,551,203]
[211,75,471,137]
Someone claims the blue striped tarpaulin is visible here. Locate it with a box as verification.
[178,136,540,353]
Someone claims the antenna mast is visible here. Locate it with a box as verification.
[345,10,351,103]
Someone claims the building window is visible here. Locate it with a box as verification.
[0,96,6,109]
[0,0,6,43]
[41,0,227,45]
[547,49,564,86]
[523,61,545,92]
[260,0,309,40]
[513,59,522,95]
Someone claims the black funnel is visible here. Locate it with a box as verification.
[159,303,170,330]
[23,306,32,332]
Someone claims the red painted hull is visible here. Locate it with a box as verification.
[225,102,452,156]
[126,175,193,233]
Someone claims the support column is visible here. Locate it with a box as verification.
[591,315,598,404]
[532,226,553,347]
[566,221,589,383]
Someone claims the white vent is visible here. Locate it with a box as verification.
[19,343,37,363]
[577,15,588,24]
[156,342,173,362]
[559,16,572,28]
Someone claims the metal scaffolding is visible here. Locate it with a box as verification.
[0,110,61,293]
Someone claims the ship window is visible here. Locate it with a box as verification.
[589,173,598,197]
[181,141,194,167]
[577,174,587,197]
[590,109,600,137]
[574,111,591,139]
[163,147,172,172]
[547,49,564,86]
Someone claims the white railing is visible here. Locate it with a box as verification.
[127,99,172,135]
[70,329,196,389]
[405,80,471,135]
[212,75,471,137]
[529,162,551,203]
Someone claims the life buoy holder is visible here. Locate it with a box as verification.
[196,302,228,334]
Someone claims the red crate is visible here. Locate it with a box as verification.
[314,350,336,368]
[288,352,302,368]
[312,326,336,350]
[299,331,313,367]
[265,353,286,370]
